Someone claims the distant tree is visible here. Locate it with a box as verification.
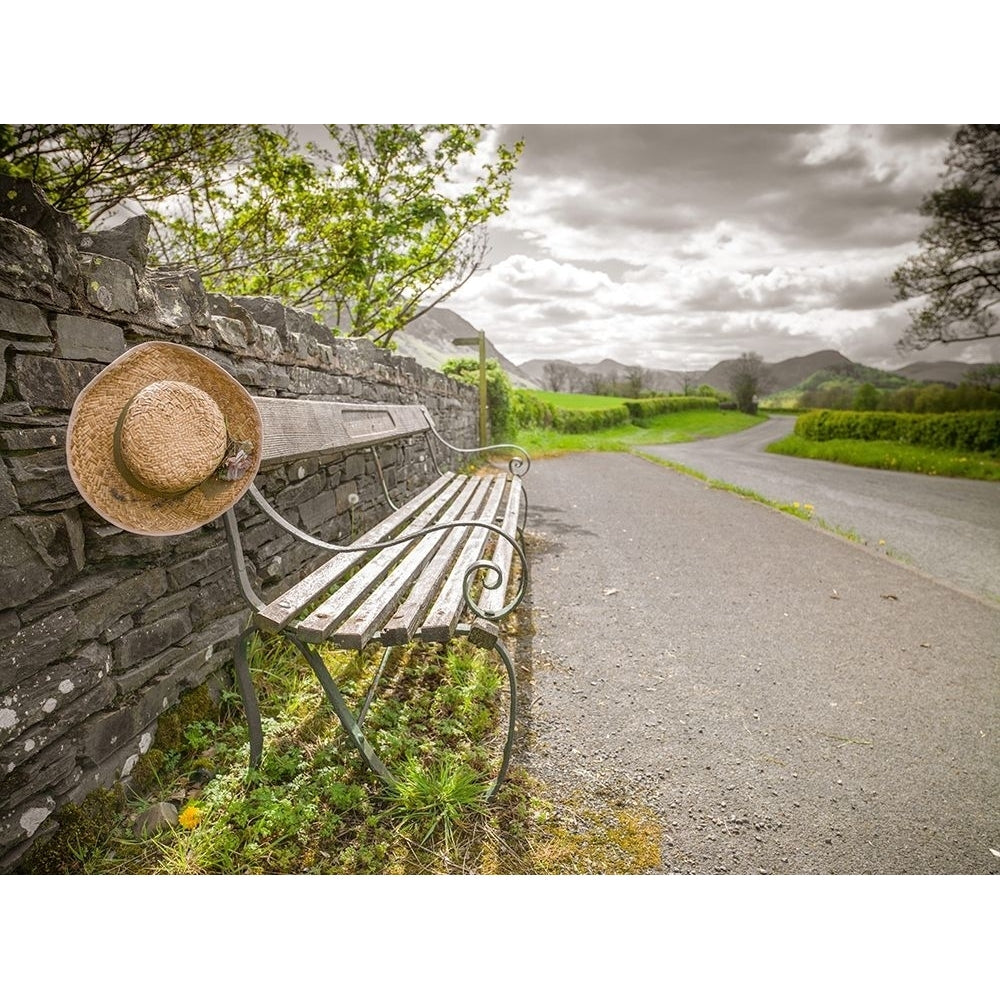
[586,373,611,396]
[727,352,770,413]
[542,362,568,392]
[680,372,699,395]
[963,363,1000,389]
[893,125,1000,350]
[853,382,881,411]
[623,365,646,398]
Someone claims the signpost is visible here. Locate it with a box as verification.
[452,331,488,448]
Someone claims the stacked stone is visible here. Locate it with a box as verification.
[0,178,478,871]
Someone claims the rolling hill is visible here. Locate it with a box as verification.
[395,308,991,396]
[392,309,540,388]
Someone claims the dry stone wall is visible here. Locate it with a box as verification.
[0,177,478,871]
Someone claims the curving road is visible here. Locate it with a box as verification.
[640,416,1000,605]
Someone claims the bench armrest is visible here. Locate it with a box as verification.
[235,485,528,624]
[421,406,530,477]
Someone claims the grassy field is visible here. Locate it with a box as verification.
[529,389,631,410]
[766,434,1000,481]
[515,408,766,454]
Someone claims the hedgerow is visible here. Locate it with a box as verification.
[509,390,720,435]
[794,409,1000,454]
[623,396,720,419]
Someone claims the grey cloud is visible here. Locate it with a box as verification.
[499,124,952,254]
[835,273,898,311]
[537,301,593,324]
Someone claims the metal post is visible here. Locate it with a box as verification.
[452,331,488,447]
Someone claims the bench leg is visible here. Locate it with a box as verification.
[284,635,396,788]
[233,627,265,770]
[237,629,515,802]
[456,625,518,802]
[357,645,394,728]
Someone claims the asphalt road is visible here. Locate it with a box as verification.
[519,450,1000,874]
[640,416,1000,605]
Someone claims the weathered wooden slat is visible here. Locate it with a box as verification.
[254,397,431,464]
[296,474,470,641]
[418,475,509,643]
[379,477,496,646]
[476,476,524,618]
[329,474,490,649]
[254,473,457,633]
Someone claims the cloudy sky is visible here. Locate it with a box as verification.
[443,124,1000,374]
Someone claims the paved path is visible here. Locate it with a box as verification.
[641,416,1000,604]
[520,451,1000,874]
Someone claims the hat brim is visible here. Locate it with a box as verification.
[66,342,262,536]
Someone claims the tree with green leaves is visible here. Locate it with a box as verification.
[853,382,881,411]
[0,124,251,227]
[441,356,514,442]
[727,351,769,413]
[893,125,1000,350]
[1,124,522,347]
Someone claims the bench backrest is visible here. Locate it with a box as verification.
[253,397,435,466]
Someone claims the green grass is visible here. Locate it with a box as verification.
[766,434,1000,481]
[20,635,662,875]
[530,389,631,410]
[515,409,766,455]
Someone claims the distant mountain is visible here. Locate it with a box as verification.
[521,357,690,394]
[396,308,991,397]
[393,309,540,388]
[697,350,854,394]
[524,348,990,397]
[892,360,991,386]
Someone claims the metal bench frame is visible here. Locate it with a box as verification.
[223,397,530,799]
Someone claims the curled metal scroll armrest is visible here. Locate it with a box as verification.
[349,518,528,620]
[454,443,531,478]
[458,524,528,621]
[420,408,531,476]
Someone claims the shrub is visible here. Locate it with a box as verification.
[551,404,631,434]
[442,358,514,442]
[795,409,1000,454]
[511,388,555,431]
[623,396,719,419]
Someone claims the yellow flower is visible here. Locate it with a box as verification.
[178,804,203,830]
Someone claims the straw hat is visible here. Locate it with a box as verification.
[66,341,262,536]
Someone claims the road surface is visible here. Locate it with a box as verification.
[521,451,1000,874]
[640,416,1000,605]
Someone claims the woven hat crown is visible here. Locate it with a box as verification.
[66,341,263,536]
[118,380,228,495]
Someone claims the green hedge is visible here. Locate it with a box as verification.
[510,389,631,434]
[511,390,722,435]
[551,403,631,433]
[795,409,1000,453]
[623,396,720,419]
[511,389,556,430]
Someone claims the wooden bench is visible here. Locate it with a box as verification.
[223,397,531,799]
